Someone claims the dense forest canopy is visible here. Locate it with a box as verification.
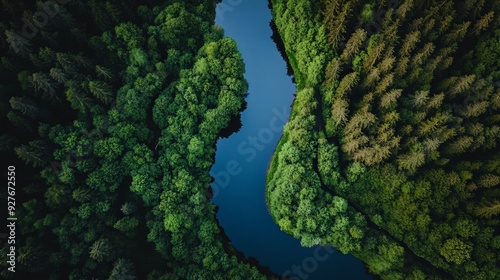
[2,0,500,279]
[267,0,500,279]
[0,0,273,279]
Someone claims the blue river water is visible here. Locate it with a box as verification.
[211,1,372,279]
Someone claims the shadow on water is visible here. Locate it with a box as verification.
[218,100,246,139]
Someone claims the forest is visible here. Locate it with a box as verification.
[267,0,500,279]
[0,0,274,279]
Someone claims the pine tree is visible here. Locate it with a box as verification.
[413,111,427,124]
[31,72,58,99]
[72,188,92,203]
[89,238,110,262]
[109,258,136,280]
[423,18,436,36]
[336,72,359,96]
[380,88,402,109]
[410,17,424,32]
[340,29,367,62]
[475,200,500,218]
[376,123,392,143]
[363,41,385,71]
[332,97,349,126]
[382,21,399,46]
[449,75,475,96]
[362,68,381,89]
[383,110,400,125]
[95,65,113,80]
[408,67,425,84]
[397,150,425,173]
[467,122,484,136]
[492,90,500,110]
[56,53,76,73]
[423,137,441,153]
[439,15,454,35]
[66,87,92,112]
[375,73,394,94]
[439,56,454,70]
[411,43,435,67]
[89,80,113,104]
[426,93,444,109]
[444,21,471,45]
[478,174,500,188]
[324,58,342,89]
[75,54,93,70]
[15,141,48,167]
[484,126,500,149]
[395,56,409,76]
[9,97,38,118]
[345,110,376,134]
[446,136,474,154]
[379,56,396,74]
[4,29,31,56]
[6,111,32,132]
[323,0,342,24]
[459,101,489,118]
[49,68,68,84]
[472,11,494,35]
[343,134,369,154]
[399,31,420,57]
[412,90,429,108]
[121,203,136,215]
[326,2,352,48]
[352,147,374,164]
[365,144,391,165]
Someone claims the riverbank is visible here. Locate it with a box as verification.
[211,1,371,279]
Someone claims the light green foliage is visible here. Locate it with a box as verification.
[317,138,342,186]
[440,238,473,265]
[93,137,124,159]
[360,4,374,24]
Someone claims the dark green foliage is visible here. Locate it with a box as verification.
[1,1,271,279]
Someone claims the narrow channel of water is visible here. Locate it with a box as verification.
[210,1,372,279]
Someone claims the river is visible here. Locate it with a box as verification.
[210,1,372,279]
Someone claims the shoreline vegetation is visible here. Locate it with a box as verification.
[266,0,500,279]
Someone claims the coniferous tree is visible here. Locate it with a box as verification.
[15,141,48,167]
[9,96,38,118]
[475,200,500,218]
[340,28,367,62]
[109,258,136,280]
[89,80,113,104]
[473,11,494,35]
[89,238,110,262]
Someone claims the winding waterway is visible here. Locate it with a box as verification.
[211,1,372,279]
